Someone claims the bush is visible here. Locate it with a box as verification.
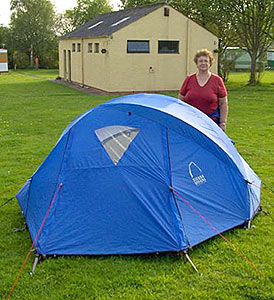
[39,48,59,69]
[13,51,29,69]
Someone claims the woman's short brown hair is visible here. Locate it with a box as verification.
[194,49,214,66]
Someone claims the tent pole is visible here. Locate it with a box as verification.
[30,254,40,277]
[184,251,199,273]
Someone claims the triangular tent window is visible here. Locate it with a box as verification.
[95,126,139,165]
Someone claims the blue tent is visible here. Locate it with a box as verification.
[17,94,261,255]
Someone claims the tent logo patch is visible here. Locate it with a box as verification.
[188,161,207,186]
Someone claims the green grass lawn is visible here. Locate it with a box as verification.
[0,70,273,299]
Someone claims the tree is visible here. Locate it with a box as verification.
[219,48,245,82]
[13,50,29,68]
[10,0,57,67]
[171,0,240,79]
[223,0,274,84]
[54,13,75,37]
[173,0,274,84]
[121,0,155,8]
[0,25,10,48]
[65,0,113,30]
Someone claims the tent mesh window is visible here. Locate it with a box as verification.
[95,126,139,165]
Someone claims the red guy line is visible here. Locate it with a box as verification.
[171,187,265,278]
[6,183,63,299]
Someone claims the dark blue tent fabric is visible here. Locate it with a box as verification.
[17,94,261,255]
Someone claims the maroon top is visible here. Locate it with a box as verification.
[179,73,227,115]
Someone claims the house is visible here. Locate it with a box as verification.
[267,49,274,69]
[0,49,8,73]
[226,47,272,71]
[58,3,219,93]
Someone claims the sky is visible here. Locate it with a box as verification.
[0,0,121,26]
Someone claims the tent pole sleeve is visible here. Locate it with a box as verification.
[25,178,33,218]
[165,129,182,221]
[166,129,191,247]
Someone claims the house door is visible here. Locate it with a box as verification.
[68,50,72,81]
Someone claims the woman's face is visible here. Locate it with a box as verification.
[196,55,211,72]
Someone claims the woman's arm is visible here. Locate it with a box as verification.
[219,96,228,131]
[178,75,190,102]
[178,93,185,101]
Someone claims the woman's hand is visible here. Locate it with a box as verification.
[178,93,185,101]
[219,96,228,132]
[219,122,226,131]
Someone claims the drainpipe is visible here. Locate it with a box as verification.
[81,38,84,87]
[186,19,191,76]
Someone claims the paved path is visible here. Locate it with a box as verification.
[51,79,124,96]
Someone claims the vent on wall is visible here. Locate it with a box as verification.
[164,7,169,16]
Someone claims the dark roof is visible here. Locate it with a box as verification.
[61,3,165,39]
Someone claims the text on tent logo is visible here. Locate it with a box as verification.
[188,161,207,186]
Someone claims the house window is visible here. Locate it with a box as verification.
[94,43,99,53]
[164,8,169,16]
[72,43,76,52]
[77,43,81,52]
[158,41,179,54]
[127,40,150,53]
[88,43,93,53]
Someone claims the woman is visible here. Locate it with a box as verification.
[178,49,228,131]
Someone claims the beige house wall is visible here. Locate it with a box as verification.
[83,37,110,90]
[59,39,83,84]
[187,20,218,75]
[107,6,188,92]
[59,5,218,92]
[59,38,111,90]
[58,41,64,78]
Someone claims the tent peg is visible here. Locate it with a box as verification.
[244,219,252,229]
[247,220,251,229]
[184,251,199,273]
[29,254,40,277]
